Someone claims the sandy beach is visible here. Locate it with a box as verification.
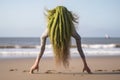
[0,56,120,80]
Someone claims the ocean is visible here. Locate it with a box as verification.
[0,37,120,58]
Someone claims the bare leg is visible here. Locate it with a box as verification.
[29,28,48,74]
[72,29,92,74]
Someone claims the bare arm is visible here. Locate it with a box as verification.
[72,29,92,73]
[30,28,48,74]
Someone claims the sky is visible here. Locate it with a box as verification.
[0,0,120,37]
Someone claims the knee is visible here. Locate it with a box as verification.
[75,35,81,41]
[41,35,47,41]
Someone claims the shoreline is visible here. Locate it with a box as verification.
[0,54,120,59]
[0,43,120,49]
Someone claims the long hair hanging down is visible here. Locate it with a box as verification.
[46,6,78,67]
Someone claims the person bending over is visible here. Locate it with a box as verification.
[30,6,92,74]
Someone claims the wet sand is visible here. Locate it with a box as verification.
[0,56,120,80]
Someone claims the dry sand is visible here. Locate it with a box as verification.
[0,56,120,80]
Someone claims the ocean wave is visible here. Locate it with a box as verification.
[0,48,120,58]
[46,44,120,49]
[0,44,120,49]
[0,45,39,49]
[81,44,119,49]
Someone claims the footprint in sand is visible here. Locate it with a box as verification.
[9,69,18,71]
[112,69,120,72]
[45,70,58,74]
[22,70,30,72]
[95,69,107,72]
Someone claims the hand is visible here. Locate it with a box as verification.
[83,65,92,74]
[29,64,39,74]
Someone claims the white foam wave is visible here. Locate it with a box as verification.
[41,44,119,49]
[0,44,120,49]
[46,44,120,49]
[0,48,120,58]
[82,44,117,49]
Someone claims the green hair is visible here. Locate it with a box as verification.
[46,6,78,67]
